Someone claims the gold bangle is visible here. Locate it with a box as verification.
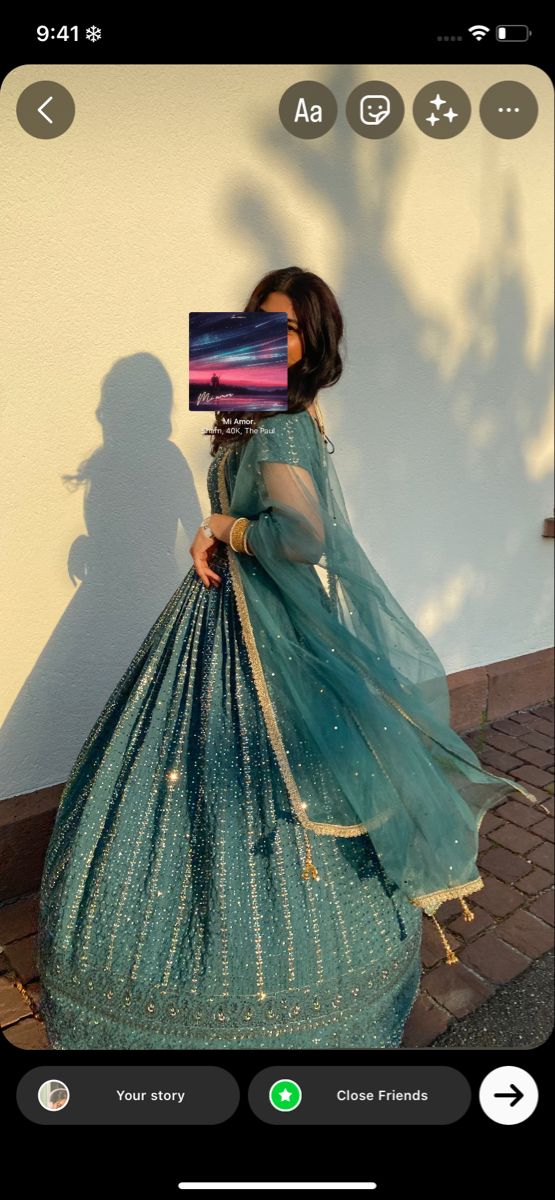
[243,525,254,556]
[230,516,250,553]
[229,518,241,551]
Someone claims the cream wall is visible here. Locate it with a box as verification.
[1,63,553,800]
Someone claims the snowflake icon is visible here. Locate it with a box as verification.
[86,25,102,43]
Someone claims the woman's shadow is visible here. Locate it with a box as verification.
[0,353,203,802]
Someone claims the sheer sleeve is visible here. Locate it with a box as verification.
[245,459,325,564]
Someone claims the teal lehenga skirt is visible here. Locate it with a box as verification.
[38,537,422,1050]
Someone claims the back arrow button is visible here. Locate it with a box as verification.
[16,81,75,139]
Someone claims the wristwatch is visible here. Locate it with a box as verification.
[201,515,214,539]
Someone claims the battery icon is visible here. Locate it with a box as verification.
[496,25,531,41]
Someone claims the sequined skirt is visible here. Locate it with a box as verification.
[38,542,422,1049]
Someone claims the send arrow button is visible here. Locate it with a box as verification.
[480,1067,539,1125]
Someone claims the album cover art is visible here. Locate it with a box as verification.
[189,311,289,411]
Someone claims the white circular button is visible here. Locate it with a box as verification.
[479,1066,539,1125]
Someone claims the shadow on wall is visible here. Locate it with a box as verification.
[0,353,203,801]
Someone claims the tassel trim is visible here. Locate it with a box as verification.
[13,977,42,1021]
[301,829,320,881]
[424,895,477,966]
[428,913,459,964]
[460,896,475,922]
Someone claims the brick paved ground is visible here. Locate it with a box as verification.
[402,700,554,1046]
[1,701,553,1050]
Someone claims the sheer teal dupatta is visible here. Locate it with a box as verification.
[216,411,537,961]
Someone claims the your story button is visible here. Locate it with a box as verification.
[17,1066,239,1124]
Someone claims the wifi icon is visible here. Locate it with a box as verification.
[469,24,490,40]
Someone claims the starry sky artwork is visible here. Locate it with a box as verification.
[189,311,289,411]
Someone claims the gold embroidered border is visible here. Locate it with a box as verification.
[217,447,365,838]
[409,876,484,915]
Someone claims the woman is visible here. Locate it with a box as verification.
[38,266,536,1049]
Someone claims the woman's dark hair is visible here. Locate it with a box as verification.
[209,266,344,455]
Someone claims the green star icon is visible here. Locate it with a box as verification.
[269,1078,302,1111]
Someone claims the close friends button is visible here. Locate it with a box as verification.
[249,1066,471,1124]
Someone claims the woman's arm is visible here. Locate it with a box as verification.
[189,513,251,587]
[207,514,239,544]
